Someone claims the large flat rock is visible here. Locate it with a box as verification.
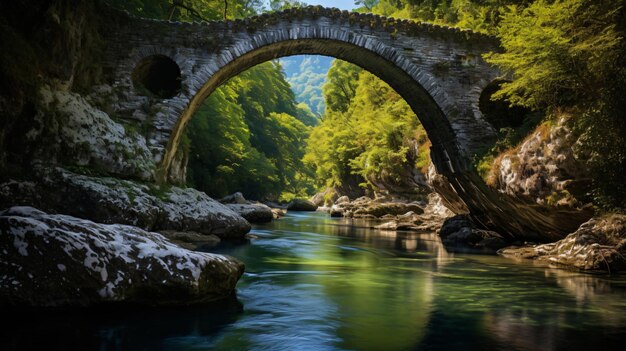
[0,207,245,307]
[0,167,251,239]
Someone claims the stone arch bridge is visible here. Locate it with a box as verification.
[99,6,575,241]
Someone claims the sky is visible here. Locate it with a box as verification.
[264,0,359,11]
[303,0,359,11]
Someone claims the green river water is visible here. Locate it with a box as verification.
[6,212,626,350]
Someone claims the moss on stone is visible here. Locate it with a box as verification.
[146,183,173,201]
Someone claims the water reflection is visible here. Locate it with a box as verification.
[3,212,626,351]
[3,298,242,350]
[206,212,626,351]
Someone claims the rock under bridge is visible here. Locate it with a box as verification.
[97,6,586,241]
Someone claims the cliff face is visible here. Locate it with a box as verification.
[1,1,113,174]
[487,115,592,209]
[34,88,155,179]
[0,1,160,181]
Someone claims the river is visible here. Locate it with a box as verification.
[5,212,626,350]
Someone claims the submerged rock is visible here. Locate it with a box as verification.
[439,215,508,251]
[0,167,251,239]
[226,204,273,223]
[287,198,318,211]
[499,215,626,272]
[0,207,244,307]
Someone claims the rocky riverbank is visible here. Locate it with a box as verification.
[0,166,251,239]
[0,207,244,306]
[0,165,254,306]
[319,192,453,233]
[219,192,275,224]
[218,192,316,223]
[315,186,624,273]
[499,214,626,273]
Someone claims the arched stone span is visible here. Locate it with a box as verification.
[168,39,464,177]
[103,6,500,168]
[100,6,586,241]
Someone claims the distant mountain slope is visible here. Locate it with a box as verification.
[280,55,333,116]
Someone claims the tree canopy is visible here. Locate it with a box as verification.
[305,60,430,194]
[186,61,314,201]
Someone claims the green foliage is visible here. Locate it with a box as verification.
[187,62,314,200]
[575,103,626,211]
[306,61,430,192]
[106,0,263,21]
[322,60,362,113]
[371,0,530,33]
[269,0,309,11]
[356,0,380,11]
[484,0,623,110]
[295,103,318,126]
[484,0,626,209]
[281,56,332,116]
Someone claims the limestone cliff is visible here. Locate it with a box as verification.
[31,87,155,180]
[0,0,105,170]
[486,115,592,209]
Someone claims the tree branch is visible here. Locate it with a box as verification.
[167,0,210,22]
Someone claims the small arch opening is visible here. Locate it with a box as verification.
[132,55,181,99]
[479,80,529,130]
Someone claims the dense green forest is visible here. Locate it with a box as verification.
[107,0,625,209]
[484,0,625,210]
[185,61,315,200]
[304,60,430,196]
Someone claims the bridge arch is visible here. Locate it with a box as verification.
[161,33,462,183]
[102,6,582,241]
